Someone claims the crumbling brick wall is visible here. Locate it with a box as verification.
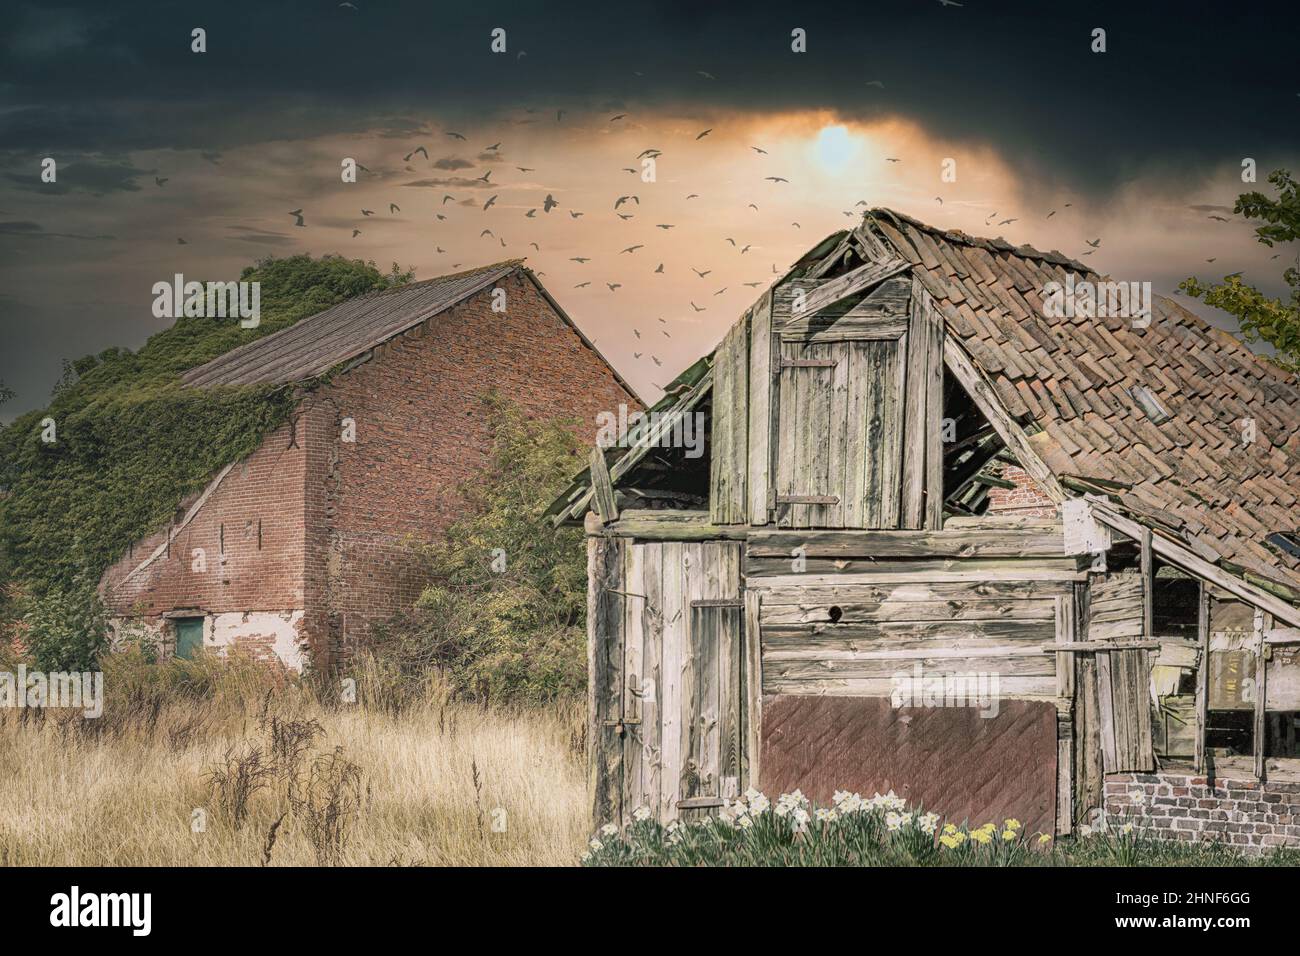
[985,462,1058,519]
[105,271,637,671]
[1104,771,1300,853]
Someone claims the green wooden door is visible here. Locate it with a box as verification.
[175,617,204,660]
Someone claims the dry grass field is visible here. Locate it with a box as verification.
[0,653,588,866]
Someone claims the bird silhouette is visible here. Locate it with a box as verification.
[543,194,558,213]
[765,176,789,183]
[485,142,501,152]
[352,229,361,237]
[482,195,497,210]
[525,208,537,218]
[404,146,429,161]
[656,224,674,230]
[288,209,305,227]
[751,146,768,154]
[570,257,590,263]
[476,170,492,183]
[654,263,664,273]
[155,177,168,187]
[696,129,712,140]
[615,196,640,208]
[621,245,643,254]
[446,131,467,140]
[607,283,621,291]
[690,301,705,311]
[610,114,627,122]
[176,237,187,244]
[389,203,400,213]
[1086,238,1101,247]
[692,268,711,278]
[441,195,455,205]
[362,208,376,215]
[574,281,590,288]
[569,211,584,219]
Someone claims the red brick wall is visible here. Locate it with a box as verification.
[104,269,637,670]
[1105,771,1300,853]
[101,417,307,617]
[986,462,1058,518]
[310,271,635,663]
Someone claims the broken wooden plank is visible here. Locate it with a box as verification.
[792,257,911,319]
[589,447,619,524]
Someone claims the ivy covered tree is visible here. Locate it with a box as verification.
[1181,169,1300,370]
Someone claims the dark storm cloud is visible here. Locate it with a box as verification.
[433,157,475,170]
[2,156,151,195]
[0,220,115,240]
[0,0,1295,195]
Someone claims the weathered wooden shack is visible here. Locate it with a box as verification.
[550,209,1300,847]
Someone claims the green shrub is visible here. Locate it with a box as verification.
[370,395,588,706]
[20,581,109,672]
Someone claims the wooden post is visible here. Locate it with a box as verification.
[1254,608,1271,782]
[1140,527,1154,639]
[1194,583,1210,774]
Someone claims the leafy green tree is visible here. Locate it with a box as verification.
[0,380,13,408]
[1181,169,1300,370]
[373,396,589,705]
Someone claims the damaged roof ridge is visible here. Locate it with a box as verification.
[867,207,1097,275]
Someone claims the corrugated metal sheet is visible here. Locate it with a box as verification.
[181,260,521,388]
[760,693,1058,836]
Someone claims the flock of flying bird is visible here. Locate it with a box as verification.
[151,102,1272,390]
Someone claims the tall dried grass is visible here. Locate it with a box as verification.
[0,651,587,866]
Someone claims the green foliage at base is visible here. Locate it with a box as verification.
[0,255,411,612]
[582,791,1300,867]
[371,396,588,706]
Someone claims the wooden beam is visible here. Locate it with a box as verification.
[1254,609,1271,782]
[747,290,774,525]
[943,336,1066,504]
[794,257,911,319]
[746,527,1065,559]
[1089,501,1300,629]
[743,589,762,792]
[1141,526,1154,638]
[589,447,618,524]
[921,282,945,530]
[1194,582,1210,774]
[591,509,749,541]
[1265,627,1300,645]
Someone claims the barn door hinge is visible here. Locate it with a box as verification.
[690,599,743,608]
[603,718,641,737]
[779,357,838,369]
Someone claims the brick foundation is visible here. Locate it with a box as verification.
[1104,770,1300,853]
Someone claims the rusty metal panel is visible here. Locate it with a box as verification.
[759,694,1057,836]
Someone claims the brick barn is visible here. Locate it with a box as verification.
[101,261,637,671]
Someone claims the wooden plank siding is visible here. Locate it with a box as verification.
[709,314,750,525]
[747,290,775,525]
[756,572,1068,701]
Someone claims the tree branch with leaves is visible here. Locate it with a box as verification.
[1180,169,1300,371]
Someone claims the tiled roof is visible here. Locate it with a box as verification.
[866,208,1300,595]
[181,260,522,387]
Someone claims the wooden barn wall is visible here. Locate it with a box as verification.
[589,537,746,828]
[1085,570,1155,774]
[752,575,1067,700]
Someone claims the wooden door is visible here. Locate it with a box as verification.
[773,337,905,529]
[175,617,204,660]
[590,539,748,828]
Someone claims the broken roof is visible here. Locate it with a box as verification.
[182,259,637,400]
[553,208,1300,603]
[870,207,1300,598]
